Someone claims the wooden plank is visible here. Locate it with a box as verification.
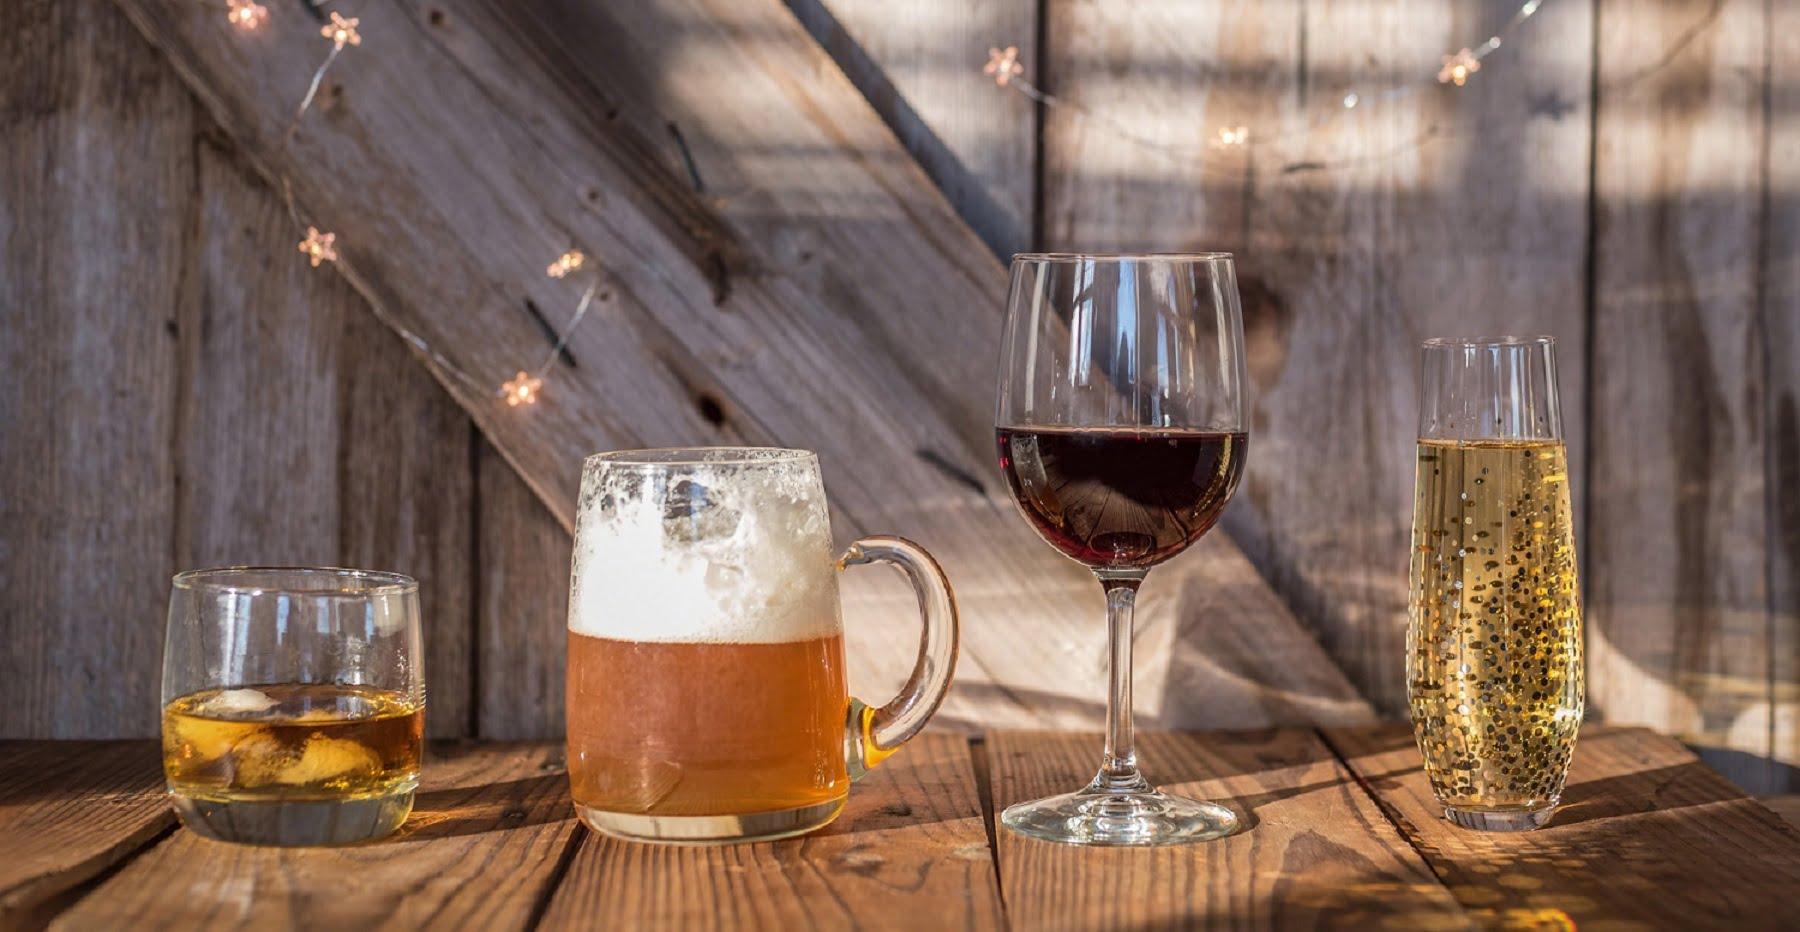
[1327,724,1800,928]
[1768,0,1800,793]
[987,729,1469,930]
[538,733,1003,930]
[58,742,578,930]
[174,134,348,571]
[0,742,172,926]
[177,133,480,738]
[476,440,572,740]
[1588,0,1775,789]
[786,0,1038,256]
[1042,0,1593,718]
[113,0,1368,731]
[0,0,188,737]
[338,309,479,740]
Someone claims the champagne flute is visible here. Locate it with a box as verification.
[1408,336,1584,831]
[994,253,1248,846]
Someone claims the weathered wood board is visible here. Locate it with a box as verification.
[1,0,480,740]
[1328,724,1800,927]
[1772,0,1800,792]
[786,0,1039,257]
[476,440,573,741]
[0,742,171,927]
[13,731,1800,928]
[539,734,1004,929]
[0,0,189,738]
[1040,0,1594,723]
[108,0,1373,734]
[58,743,578,930]
[1588,0,1784,790]
[987,729,1469,930]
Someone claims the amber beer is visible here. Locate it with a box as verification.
[566,448,959,844]
[566,633,848,818]
[566,448,855,842]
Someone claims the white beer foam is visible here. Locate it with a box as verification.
[568,453,840,643]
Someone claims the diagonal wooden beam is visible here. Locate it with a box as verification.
[110,0,1374,728]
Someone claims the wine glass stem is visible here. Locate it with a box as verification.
[1095,571,1151,793]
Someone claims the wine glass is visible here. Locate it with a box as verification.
[994,253,1248,846]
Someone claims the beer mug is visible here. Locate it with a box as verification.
[566,448,959,843]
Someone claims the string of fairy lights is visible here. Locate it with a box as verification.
[225,0,1548,409]
[226,2,588,408]
[983,0,1548,170]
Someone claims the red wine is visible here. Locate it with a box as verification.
[996,427,1247,568]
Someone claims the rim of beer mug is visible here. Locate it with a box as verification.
[584,446,817,468]
[171,566,419,596]
[1011,251,1234,262]
[1420,334,1556,349]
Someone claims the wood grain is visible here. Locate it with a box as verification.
[0,0,188,738]
[476,440,572,740]
[1767,0,1800,794]
[1042,0,1593,719]
[786,0,1038,257]
[174,134,348,572]
[1588,0,1776,789]
[538,733,1003,930]
[111,0,1366,733]
[175,134,478,739]
[0,742,172,926]
[57,742,578,931]
[987,730,1469,930]
[1327,724,1800,929]
[338,308,479,740]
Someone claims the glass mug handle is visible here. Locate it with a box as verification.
[837,535,959,780]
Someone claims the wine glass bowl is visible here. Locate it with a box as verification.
[994,253,1248,846]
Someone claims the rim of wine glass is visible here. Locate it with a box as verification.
[1011,251,1234,262]
[172,566,419,595]
[584,446,817,468]
[1421,334,1556,348]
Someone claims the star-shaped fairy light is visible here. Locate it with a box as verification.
[984,46,1024,87]
[1438,48,1480,86]
[1216,126,1249,147]
[547,249,585,279]
[298,227,338,267]
[322,11,361,48]
[501,371,543,407]
[226,0,267,29]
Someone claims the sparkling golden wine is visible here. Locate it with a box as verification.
[1407,439,1584,817]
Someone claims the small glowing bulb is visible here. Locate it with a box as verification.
[322,11,361,49]
[546,249,585,279]
[226,0,267,29]
[1438,48,1480,86]
[501,371,543,407]
[983,46,1024,87]
[1343,92,1360,109]
[298,227,338,267]
[1216,125,1249,147]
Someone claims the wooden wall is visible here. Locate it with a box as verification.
[805,0,1796,790]
[1,0,569,740]
[3,0,1795,792]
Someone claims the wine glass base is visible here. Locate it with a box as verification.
[1442,804,1555,832]
[1001,787,1239,847]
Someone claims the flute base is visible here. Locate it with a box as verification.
[1443,804,1556,832]
[1001,782,1239,847]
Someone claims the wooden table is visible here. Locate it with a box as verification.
[5,727,1799,930]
